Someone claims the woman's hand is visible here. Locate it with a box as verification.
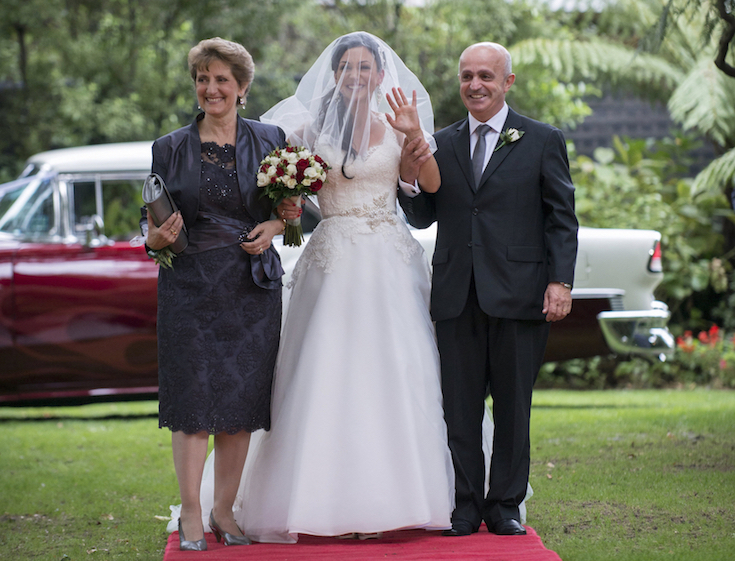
[147,211,184,250]
[385,87,423,142]
[240,219,285,255]
[276,198,302,221]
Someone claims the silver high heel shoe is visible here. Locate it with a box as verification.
[209,510,252,546]
[178,519,207,551]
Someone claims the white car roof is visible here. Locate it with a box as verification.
[27,141,153,174]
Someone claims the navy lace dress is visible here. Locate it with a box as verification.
[157,142,281,434]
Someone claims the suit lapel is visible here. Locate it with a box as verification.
[477,109,524,190]
[450,120,475,191]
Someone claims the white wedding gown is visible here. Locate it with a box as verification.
[168,119,530,542]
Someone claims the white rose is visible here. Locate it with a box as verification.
[257,173,269,186]
[298,150,311,159]
[302,178,313,186]
[507,128,521,142]
[285,177,298,189]
[267,165,277,176]
[268,156,280,166]
[286,164,297,176]
[304,167,318,178]
[286,152,299,164]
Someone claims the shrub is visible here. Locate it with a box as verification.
[539,325,735,389]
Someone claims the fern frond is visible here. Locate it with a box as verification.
[510,38,684,99]
[668,59,735,147]
[692,147,735,196]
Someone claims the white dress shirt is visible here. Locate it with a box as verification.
[468,103,509,175]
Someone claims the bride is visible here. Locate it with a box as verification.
[242,31,453,542]
[168,32,525,544]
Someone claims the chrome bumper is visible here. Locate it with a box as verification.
[597,302,675,361]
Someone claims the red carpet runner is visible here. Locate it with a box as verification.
[163,524,562,560]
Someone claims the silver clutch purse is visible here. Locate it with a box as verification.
[142,173,188,254]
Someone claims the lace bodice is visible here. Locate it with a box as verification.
[316,121,401,218]
[290,116,423,283]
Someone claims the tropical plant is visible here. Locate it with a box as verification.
[570,131,733,328]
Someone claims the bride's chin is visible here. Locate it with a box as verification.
[341,89,371,103]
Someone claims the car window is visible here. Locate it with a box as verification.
[72,181,98,224]
[101,179,145,240]
[70,177,145,241]
[0,175,56,236]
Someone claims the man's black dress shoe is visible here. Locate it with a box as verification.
[441,521,475,537]
[491,518,526,535]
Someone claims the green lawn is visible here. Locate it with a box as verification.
[0,390,733,560]
[528,390,735,560]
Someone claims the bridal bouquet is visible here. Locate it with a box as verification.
[257,145,330,247]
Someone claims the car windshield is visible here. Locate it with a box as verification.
[0,173,55,236]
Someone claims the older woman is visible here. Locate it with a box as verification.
[145,37,293,551]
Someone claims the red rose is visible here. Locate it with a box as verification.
[311,179,323,192]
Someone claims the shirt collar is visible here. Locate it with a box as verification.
[469,103,509,136]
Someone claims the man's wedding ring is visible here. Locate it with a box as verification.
[259,247,264,253]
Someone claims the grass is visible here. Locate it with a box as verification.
[528,390,735,560]
[0,402,175,559]
[0,390,733,560]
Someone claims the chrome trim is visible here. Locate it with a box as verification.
[597,303,675,361]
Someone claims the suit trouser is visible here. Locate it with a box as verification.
[435,283,550,528]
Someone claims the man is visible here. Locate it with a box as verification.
[399,42,578,536]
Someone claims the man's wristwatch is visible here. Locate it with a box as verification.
[557,281,572,290]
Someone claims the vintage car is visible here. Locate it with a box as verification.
[0,142,674,405]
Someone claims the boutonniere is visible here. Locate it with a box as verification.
[494,127,524,152]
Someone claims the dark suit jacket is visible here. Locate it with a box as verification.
[151,113,286,231]
[400,107,578,322]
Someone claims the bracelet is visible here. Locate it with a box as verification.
[557,281,572,290]
[279,219,286,234]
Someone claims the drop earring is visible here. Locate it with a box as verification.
[375,84,384,106]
